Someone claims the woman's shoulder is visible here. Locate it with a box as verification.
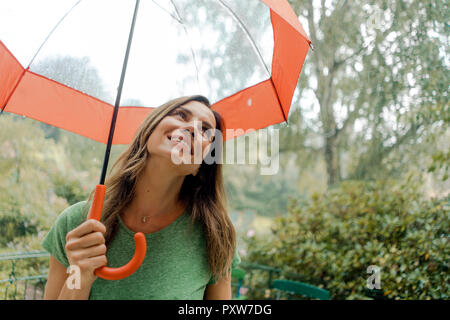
[41,200,90,267]
[57,200,89,230]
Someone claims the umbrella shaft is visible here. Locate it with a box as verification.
[100,0,140,185]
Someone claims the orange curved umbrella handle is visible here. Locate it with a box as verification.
[87,184,147,280]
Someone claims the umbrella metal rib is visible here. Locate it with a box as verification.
[216,0,287,123]
[0,0,83,116]
[152,0,182,24]
[26,0,83,69]
[170,0,202,93]
[216,0,271,78]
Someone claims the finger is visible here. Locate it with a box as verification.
[66,219,106,240]
[73,244,107,261]
[66,231,105,251]
[78,232,106,249]
[87,254,108,270]
[84,243,107,259]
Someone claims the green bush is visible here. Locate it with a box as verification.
[244,178,449,299]
[52,173,88,206]
[0,199,38,247]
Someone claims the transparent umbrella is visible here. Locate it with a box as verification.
[0,0,311,280]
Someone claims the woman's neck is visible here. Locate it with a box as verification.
[125,156,187,224]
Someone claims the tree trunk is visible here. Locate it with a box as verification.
[324,135,340,187]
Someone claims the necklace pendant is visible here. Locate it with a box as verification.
[142,216,149,223]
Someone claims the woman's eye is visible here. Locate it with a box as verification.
[203,128,214,140]
[175,110,186,119]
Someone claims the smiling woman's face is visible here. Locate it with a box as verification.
[146,100,217,175]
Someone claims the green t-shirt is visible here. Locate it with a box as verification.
[41,200,240,300]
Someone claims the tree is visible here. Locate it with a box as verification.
[0,115,68,248]
[283,0,448,186]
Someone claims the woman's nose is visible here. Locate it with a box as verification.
[180,127,194,140]
[173,127,196,146]
[182,121,202,139]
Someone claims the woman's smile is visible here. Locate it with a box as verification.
[167,134,193,155]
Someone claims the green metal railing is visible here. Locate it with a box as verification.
[0,251,49,300]
[1,251,327,300]
[233,261,327,299]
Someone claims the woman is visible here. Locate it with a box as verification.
[42,95,240,299]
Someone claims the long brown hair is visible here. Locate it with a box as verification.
[83,95,236,281]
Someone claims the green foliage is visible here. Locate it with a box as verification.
[0,200,38,247]
[428,150,449,182]
[244,178,450,299]
[52,173,89,206]
[0,115,69,247]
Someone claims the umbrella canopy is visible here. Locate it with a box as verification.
[0,0,310,143]
[0,0,311,280]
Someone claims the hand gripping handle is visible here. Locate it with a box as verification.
[87,184,147,280]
